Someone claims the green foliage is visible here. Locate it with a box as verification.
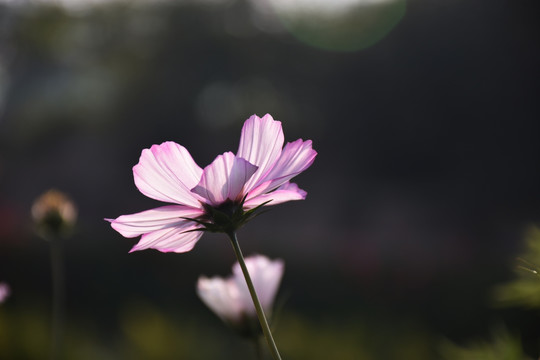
[439,327,527,360]
[0,300,436,360]
[277,313,432,360]
[437,226,540,360]
[493,226,540,308]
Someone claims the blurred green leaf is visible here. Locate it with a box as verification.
[276,313,432,360]
[493,226,540,308]
[439,327,527,360]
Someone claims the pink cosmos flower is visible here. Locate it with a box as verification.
[108,114,317,253]
[197,255,284,335]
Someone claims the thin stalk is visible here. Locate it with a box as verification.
[50,236,65,360]
[254,336,263,360]
[227,231,282,360]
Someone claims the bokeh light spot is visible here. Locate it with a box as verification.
[252,0,406,51]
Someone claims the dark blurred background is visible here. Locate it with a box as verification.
[0,0,539,358]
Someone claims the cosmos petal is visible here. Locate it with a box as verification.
[108,205,204,238]
[248,139,316,199]
[232,255,284,314]
[197,277,243,323]
[191,152,258,206]
[129,224,204,253]
[243,182,307,208]
[197,255,284,324]
[133,142,204,208]
[237,114,284,192]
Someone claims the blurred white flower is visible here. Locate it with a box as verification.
[197,255,284,336]
[0,282,10,303]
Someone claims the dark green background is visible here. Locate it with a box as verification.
[0,0,539,358]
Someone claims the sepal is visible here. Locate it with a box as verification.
[181,196,272,234]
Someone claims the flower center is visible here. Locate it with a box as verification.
[206,199,242,218]
[201,199,244,233]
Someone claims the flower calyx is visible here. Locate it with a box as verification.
[183,196,271,234]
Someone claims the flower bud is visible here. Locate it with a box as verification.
[32,189,77,239]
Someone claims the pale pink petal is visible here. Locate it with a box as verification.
[108,205,204,238]
[247,139,316,199]
[191,152,258,206]
[243,182,307,208]
[237,114,284,192]
[0,282,10,303]
[130,224,203,253]
[197,277,243,323]
[133,142,204,208]
[232,255,284,314]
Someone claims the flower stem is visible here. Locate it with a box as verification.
[227,232,282,360]
[254,337,263,360]
[50,235,65,360]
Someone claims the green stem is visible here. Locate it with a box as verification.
[254,336,263,360]
[50,236,65,360]
[227,232,282,360]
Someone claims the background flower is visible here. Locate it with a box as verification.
[0,282,10,304]
[197,255,284,336]
[31,189,77,239]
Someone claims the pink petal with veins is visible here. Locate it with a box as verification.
[237,114,284,192]
[244,182,307,208]
[247,139,316,199]
[133,142,204,208]
[130,224,203,253]
[108,205,204,238]
[191,152,258,206]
